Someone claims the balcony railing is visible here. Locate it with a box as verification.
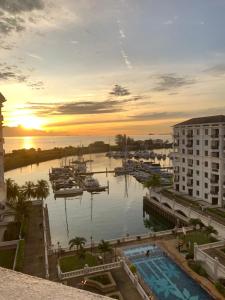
[210,179,219,184]
[210,190,219,195]
[212,152,219,158]
[187,150,193,155]
[187,181,193,187]
[211,144,219,150]
[186,143,193,148]
[187,173,193,177]
[186,133,193,138]
[211,133,219,139]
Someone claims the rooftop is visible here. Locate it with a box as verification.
[174,115,225,126]
[0,267,110,300]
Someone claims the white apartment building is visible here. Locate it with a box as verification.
[173,115,225,207]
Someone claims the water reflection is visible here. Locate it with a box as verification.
[22,136,34,150]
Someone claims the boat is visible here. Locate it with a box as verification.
[54,187,83,197]
[84,176,107,192]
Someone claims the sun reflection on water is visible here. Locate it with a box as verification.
[22,136,35,150]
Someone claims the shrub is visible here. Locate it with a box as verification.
[188,260,208,278]
[215,281,225,297]
[130,264,137,274]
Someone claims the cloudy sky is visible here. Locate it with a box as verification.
[1,0,225,135]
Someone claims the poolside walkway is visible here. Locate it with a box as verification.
[23,202,45,278]
[159,239,224,300]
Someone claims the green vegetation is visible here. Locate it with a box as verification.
[189,218,204,229]
[69,236,87,252]
[188,260,208,278]
[15,239,25,272]
[130,264,137,274]
[215,279,225,297]
[0,248,16,269]
[144,174,162,190]
[183,231,217,250]
[98,240,112,261]
[90,274,111,285]
[59,252,98,272]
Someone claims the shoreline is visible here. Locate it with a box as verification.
[4,144,172,172]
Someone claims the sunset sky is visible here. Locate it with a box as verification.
[1,0,225,136]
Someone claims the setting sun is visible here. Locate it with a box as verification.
[17,115,43,130]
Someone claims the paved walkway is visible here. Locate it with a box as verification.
[23,203,45,278]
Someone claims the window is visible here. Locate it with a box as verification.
[196,160,199,166]
[182,186,185,191]
[205,140,208,146]
[205,161,208,167]
[182,158,185,163]
[182,130,185,135]
[205,193,208,199]
[205,129,208,135]
[205,172,208,178]
[205,183,208,188]
[182,139,185,145]
[196,180,199,186]
[182,149,185,154]
[196,150,200,155]
[205,151,208,156]
[182,176,185,181]
[196,190,199,196]
[197,129,200,135]
[196,140,200,145]
[182,167,185,172]
[196,170,200,175]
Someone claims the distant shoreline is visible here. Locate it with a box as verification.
[4,142,172,172]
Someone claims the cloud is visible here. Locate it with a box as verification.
[27,53,43,61]
[110,85,130,96]
[0,0,44,14]
[0,15,25,35]
[152,73,195,92]
[204,64,225,76]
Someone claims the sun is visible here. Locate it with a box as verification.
[18,115,43,130]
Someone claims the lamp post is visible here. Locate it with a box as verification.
[90,236,93,253]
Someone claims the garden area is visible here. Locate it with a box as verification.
[59,252,98,272]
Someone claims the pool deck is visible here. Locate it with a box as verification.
[158,239,223,300]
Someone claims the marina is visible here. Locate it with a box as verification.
[5,150,172,248]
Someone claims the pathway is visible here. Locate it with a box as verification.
[23,202,45,278]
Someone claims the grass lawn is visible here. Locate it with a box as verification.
[59,252,98,272]
[90,274,111,285]
[0,248,16,269]
[183,231,217,252]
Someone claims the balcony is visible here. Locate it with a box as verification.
[186,142,193,148]
[212,152,219,158]
[210,178,219,184]
[186,132,193,138]
[210,189,219,195]
[187,172,193,178]
[174,176,180,182]
[211,131,219,139]
[187,180,193,187]
[187,150,193,155]
[211,142,219,150]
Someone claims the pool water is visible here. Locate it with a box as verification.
[123,245,214,300]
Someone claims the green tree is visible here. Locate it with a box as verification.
[144,174,162,197]
[205,225,218,236]
[22,181,35,200]
[98,240,112,262]
[189,218,204,229]
[6,178,20,202]
[9,192,31,223]
[69,236,86,252]
[35,180,49,201]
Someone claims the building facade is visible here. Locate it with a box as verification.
[0,93,6,207]
[173,115,225,207]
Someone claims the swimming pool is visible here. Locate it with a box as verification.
[123,245,214,300]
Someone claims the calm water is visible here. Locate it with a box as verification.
[5,152,172,248]
[4,134,172,153]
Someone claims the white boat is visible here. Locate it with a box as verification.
[84,176,107,192]
[54,187,83,197]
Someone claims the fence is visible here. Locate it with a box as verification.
[59,261,121,280]
[194,243,225,280]
[122,260,155,300]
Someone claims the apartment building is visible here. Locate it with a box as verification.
[173,115,225,207]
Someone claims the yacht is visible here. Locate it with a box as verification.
[84,176,107,192]
[54,186,83,198]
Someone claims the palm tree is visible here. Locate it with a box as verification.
[98,240,112,262]
[22,181,35,200]
[6,178,20,203]
[9,192,30,223]
[69,236,86,252]
[35,180,49,202]
[144,174,162,197]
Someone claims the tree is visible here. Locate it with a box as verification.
[22,181,35,200]
[189,218,204,229]
[9,192,31,223]
[205,225,218,236]
[69,236,86,252]
[98,240,112,262]
[144,174,162,197]
[35,180,49,201]
[6,178,20,203]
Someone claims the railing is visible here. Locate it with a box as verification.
[198,240,225,250]
[122,260,154,300]
[59,261,121,280]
